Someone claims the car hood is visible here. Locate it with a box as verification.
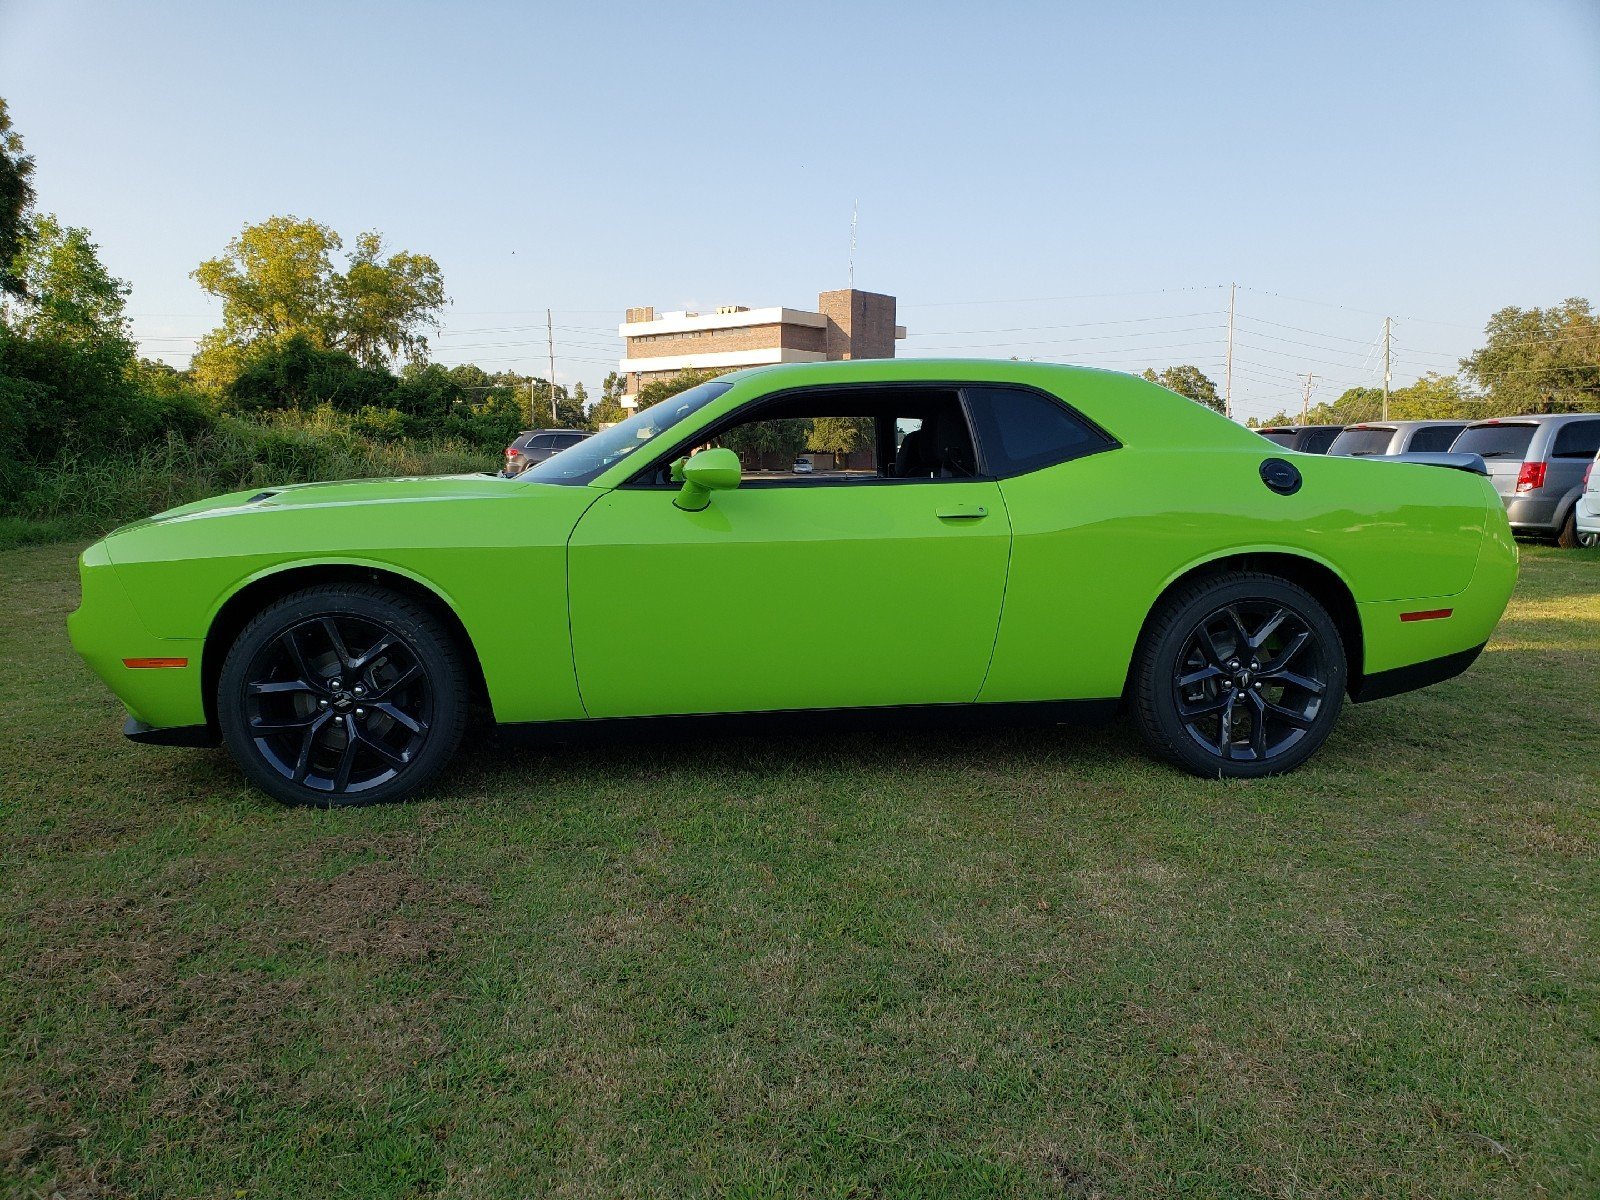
[111,473,521,534]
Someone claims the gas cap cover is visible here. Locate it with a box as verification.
[1259,458,1303,496]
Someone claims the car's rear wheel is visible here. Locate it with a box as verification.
[1557,508,1581,549]
[1132,572,1347,778]
[218,585,468,807]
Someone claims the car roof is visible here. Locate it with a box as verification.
[1464,412,1600,427]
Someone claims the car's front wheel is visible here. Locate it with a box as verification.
[1132,572,1347,778]
[218,585,469,807]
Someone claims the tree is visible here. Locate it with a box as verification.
[635,368,725,411]
[6,214,133,355]
[1461,298,1599,414]
[191,216,446,389]
[0,97,36,299]
[1142,365,1223,414]
[722,417,810,465]
[338,231,448,367]
[808,415,873,463]
[589,371,629,427]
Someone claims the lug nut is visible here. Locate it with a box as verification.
[355,707,365,717]
[353,685,364,696]
[330,679,342,690]
[318,699,329,708]
[1252,682,1262,690]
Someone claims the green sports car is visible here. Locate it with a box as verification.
[69,360,1518,806]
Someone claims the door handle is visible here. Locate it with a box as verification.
[935,504,988,520]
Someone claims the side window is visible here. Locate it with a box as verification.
[961,386,1116,477]
[530,434,557,450]
[1552,421,1600,459]
[631,386,978,485]
[1409,425,1464,453]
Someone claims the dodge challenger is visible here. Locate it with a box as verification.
[69,360,1518,806]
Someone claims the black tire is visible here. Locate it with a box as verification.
[217,585,469,807]
[1556,508,1579,549]
[1131,572,1347,779]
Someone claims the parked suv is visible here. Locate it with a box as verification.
[1255,424,1343,453]
[503,428,591,475]
[1575,451,1599,548]
[1327,419,1468,457]
[1450,413,1600,546]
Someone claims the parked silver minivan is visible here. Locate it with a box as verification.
[1327,419,1469,457]
[1450,413,1600,546]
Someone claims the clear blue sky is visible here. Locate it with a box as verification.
[2,0,1596,421]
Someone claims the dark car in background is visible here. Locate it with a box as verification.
[1327,419,1468,457]
[1450,413,1600,546]
[503,428,591,476]
[1255,424,1343,453]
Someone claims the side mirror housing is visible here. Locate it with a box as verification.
[674,448,742,511]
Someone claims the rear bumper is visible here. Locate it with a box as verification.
[1351,642,1486,703]
[1575,492,1600,534]
[123,717,220,747]
[1505,493,1559,535]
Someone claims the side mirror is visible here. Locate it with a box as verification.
[673,448,741,511]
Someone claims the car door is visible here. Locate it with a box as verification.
[566,388,1012,718]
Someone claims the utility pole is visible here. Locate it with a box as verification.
[1299,372,1318,424]
[546,308,557,424]
[1224,282,1236,421]
[848,199,858,288]
[1382,316,1392,421]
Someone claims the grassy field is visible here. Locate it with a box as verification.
[1,541,1596,1199]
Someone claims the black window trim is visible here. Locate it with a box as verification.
[619,378,1120,490]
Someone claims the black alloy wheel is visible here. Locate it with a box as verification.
[218,586,468,807]
[1133,572,1347,778]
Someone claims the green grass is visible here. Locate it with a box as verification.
[2,542,1597,1198]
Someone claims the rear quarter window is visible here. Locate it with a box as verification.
[1552,420,1600,459]
[1452,424,1536,459]
[960,385,1116,477]
[1407,424,1465,453]
[1328,427,1395,455]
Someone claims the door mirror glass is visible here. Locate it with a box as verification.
[674,448,742,511]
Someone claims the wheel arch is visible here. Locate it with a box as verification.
[201,561,492,732]
[1126,550,1365,699]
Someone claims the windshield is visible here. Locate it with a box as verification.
[519,380,734,485]
[1452,423,1535,459]
[1328,427,1396,456]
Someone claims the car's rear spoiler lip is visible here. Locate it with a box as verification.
[1382,452,1488,477]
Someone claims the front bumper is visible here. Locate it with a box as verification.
[69,541,208,730]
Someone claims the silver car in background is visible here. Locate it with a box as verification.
[1575,450,1600,548]
[1450,413,1600,546]
[1327,419,1468,457]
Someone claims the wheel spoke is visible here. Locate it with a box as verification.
[351,632,398,671]
[354,726,409,768]
[1262,668,1325,696]
[321,618,353,671]
[1224,606,1251,655]
[368,662,421,700]
[1179,692,1229,719]
[291,711,332,783]
[372,700,426,734]
[1248,608,1287,651]
[250,712,321,733]
[1193,623,1228,668]
[332,718,359,791]
[1216,694,1238,758]
[279,626,317,683]
[1261,630,1310,673]
[1245,693,1268,758]
[1259,695,1315,729]
[1178,664,1224,689]
[248,679,319,697]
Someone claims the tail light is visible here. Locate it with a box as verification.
[1585,461,1594,488]
[505,447,518,457]
[1515,461,1546,493]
